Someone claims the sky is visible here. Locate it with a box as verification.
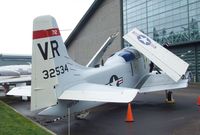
[0,0,94,55]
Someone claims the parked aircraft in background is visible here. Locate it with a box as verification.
[0,64,31,98]
[26,15,189,117]
[0,64,31,78]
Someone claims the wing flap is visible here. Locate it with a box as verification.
[59,83,138,103]
[139,73,188,93]
[123,28,189,82]
[7,86,31,97]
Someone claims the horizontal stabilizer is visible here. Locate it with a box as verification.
[138,73,188,93]
[7,86,31,97]
[123,28,189,82]
[59,83,138,103]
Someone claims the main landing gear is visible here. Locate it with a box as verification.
[165,90,175,104]
[2,83,9,94]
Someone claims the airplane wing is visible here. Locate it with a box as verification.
[59,83,138,103]
[137,72,188,93]
[86,32,118,67]
[123,28,189,82]
[0,75,31,84]
[7,86,31,97]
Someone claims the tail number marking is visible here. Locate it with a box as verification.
[37,40,60,60]
[42,64,68,79]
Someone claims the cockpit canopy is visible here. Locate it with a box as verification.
[118,50,135,62]
[105,47,140,66]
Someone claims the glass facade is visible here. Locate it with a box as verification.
[123,0,200,46]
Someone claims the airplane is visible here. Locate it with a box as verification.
[28,15,189,117]
[0,64,31,79]
[0,64,31,97]
[1,30,118,99]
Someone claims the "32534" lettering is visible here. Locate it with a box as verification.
[42,64,68,79]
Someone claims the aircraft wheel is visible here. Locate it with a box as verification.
[165,90,175,104]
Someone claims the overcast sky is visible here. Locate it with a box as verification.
[0,0,94,55]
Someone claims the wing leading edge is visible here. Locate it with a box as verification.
[59,83,138,103]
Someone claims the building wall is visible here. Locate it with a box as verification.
[169,43,200,82]
[123,0,200,45]
[67,0,123,65]
[123,0,200,81]
[66,0,200,81]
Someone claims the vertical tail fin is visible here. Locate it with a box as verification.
[31,15,82,111]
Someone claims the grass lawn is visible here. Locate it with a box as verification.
[0,100,53,135]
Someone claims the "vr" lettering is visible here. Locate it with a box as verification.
[37,40,60,60]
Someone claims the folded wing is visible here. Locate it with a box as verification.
[123,28,189,82]
[86,32,118,67]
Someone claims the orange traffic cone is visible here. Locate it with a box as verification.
[125,103,134,122]
[197,96,200,106]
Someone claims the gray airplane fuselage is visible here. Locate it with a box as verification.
[39,47,150,116]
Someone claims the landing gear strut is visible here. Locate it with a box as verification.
[165,90,175,104]
[2,83,9,94]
